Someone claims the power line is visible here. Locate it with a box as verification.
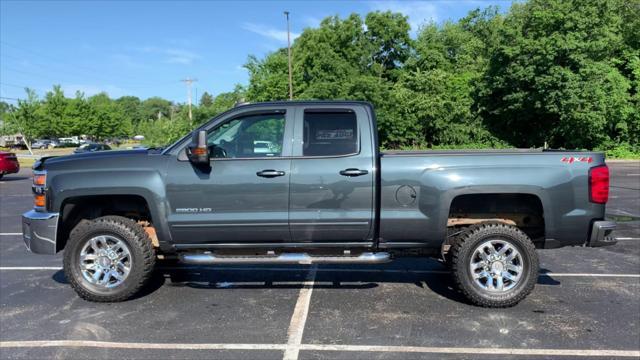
[0,42,181,88]
[0,96,22,102]
[1,66,61,81]
[1,40,124,79]
[0,82,28,89]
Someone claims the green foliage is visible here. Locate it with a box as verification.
[199,92,214,107]
[3,1,638,153]
[478,0,637,149]
[8,89,43,144]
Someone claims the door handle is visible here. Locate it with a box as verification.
[339,168,369,177]
[257,169,286,178]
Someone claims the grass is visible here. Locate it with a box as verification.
[18,157,36,168]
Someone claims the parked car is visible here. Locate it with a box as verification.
[59,137,81,146]
[253,140,277,154]
[73,143,112,153]
[22,101,615,307]
[0,151,20,179]
[31,139,59,149]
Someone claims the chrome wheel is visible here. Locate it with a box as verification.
[79,235,131,288]
[469,239,523,292]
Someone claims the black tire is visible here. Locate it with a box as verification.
[63,216,156,302]
[450,222,538,307]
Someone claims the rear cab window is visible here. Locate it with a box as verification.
[303,110,358,157]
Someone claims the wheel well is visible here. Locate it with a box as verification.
[447,193,545,247]
[57,195,153,252]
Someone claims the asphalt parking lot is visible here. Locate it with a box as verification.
[0,162,639,359]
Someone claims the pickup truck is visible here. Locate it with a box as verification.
[22,101,616,307]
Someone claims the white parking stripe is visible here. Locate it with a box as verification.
[0,341,638,357]
[300,344,640,357]
[283,266,317,360]
[0,266,639,278]
[0,233,21,236]
[0,340,285,350]
[540,273,640,278]
[0,267,62,270]
[616,237,640,241]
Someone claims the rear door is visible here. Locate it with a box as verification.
[289,105,375,243]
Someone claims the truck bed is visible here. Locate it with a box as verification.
[378,149,606,248]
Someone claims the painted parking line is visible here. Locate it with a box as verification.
[283,266,317,360]
[0,340,284,350]
[0,267,63,270]
[1,266,639,278]
[616,237,640,241]
[0,233,21,236]
[299,344,640,357]
[0,341,638,358]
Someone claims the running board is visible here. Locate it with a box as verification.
[178,252,391,265]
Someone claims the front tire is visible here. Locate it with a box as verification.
[63,216,156,302]
[450,222,539,307]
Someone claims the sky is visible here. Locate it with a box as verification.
[1,0,512,104]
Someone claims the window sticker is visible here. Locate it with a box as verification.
[316,129,354,140]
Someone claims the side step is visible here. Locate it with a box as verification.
[179,252,391,265]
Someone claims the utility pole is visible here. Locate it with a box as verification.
[284,11,293,100]
[181,78,198,126]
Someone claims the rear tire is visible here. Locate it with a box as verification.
[450,222,538,307]
[63,216,156,302]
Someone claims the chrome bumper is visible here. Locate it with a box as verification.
[588,220,617,247]
[22,210,59,254]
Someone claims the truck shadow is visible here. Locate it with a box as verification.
[0,176,30,182]
[51,263,561,305]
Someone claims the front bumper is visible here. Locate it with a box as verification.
[588,220,617,247]
[22,210,59,254]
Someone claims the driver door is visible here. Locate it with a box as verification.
[165,109,294,245]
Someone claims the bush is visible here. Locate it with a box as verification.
[598,143,640,159]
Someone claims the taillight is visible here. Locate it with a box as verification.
[589,165,609,204]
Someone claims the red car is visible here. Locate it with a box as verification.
[0,151,20,179]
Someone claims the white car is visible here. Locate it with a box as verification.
[253,141,276,154]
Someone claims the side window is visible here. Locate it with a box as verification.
[303,111,358,157]
[207,113,285,158]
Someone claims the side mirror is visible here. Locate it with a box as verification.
[187,130,209,165]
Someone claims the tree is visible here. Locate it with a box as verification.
[8,88,43,153]
[141,97,172,121]
[199,92,214,107]
[64,91,92,136]
[116,96,144,127]
[478,0,636,149]
[87,93,130,140]
[364,11,412,79]
[0,101,16,136]
[40,85,68,137]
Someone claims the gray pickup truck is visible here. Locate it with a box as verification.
[22,101,616,307]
